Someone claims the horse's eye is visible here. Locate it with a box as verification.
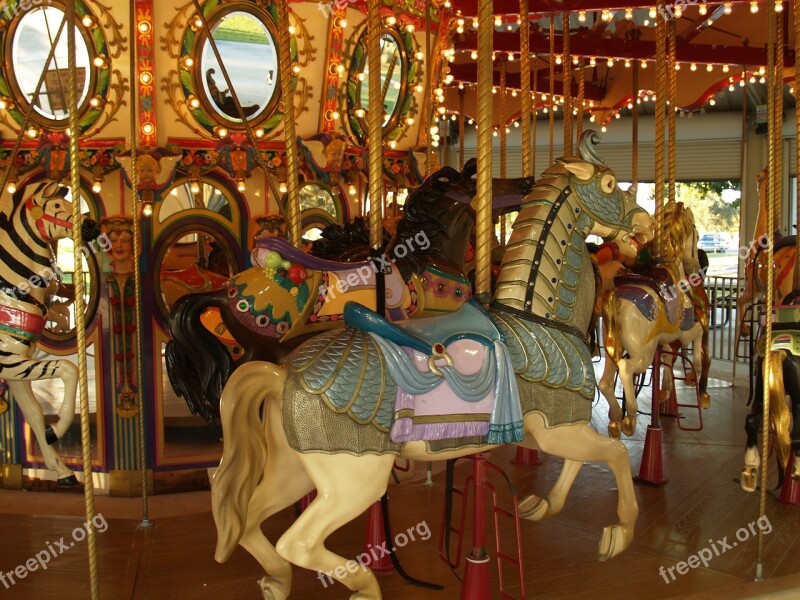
[600,173,616,193]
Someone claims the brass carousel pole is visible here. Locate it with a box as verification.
[654,1,667,257]
[475,0,493,299]
[668,19,677,204]
[458,88,465,170]
[576,58,585,145]
[548,17,555,164]
[66,2,99,598]
[795,0,800,289]
[500,59,507,178]
[520,0,532,178]
[774,5,784,239]
[367,0,383,251]
[562,12,572,155]
[756,0,778,580]
[130,0,151,530]
[632,65,639,192]
[277,0,302,246]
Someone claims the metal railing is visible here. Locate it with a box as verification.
[705,275,748,364]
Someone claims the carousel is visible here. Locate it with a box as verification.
[0,0,798,598]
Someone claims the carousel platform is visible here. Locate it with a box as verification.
[0,368,799,599]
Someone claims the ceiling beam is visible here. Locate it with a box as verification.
[450,0,758,16]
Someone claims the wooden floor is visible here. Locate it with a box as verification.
[1,363,799,599]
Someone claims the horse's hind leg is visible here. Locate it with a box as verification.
[598,353,623,438]
[276,453,396,600]
[8,381,75,484]
[526,412,638,561]
[239,407,315,600]
[519,458,582,521]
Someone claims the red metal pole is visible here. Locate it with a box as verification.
[460,453,491,600]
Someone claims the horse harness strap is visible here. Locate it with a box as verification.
[491,301,591,349]
[25,196,72,241]
[524,186,570,311]
[0,305,46,342]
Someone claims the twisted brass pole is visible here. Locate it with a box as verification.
[67,2,98,598]
[773,8,784,236]
[576,58,584,143]
[795,0,800,288]
[562,12,572,155]
[668,19,677,204]
[500,60,507,178]
[548,17,555,164]
[632,66,639,192]
[756,0,777,581]
[532,55,538,175]
[277,0,301,246]
[654,1,667,258]
[475,0,493,299]
[520,0,532,177]
[130,0,151,530]
[458,88,465,170]
[367,0,383,249]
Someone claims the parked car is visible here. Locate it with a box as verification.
[698,232,729,253]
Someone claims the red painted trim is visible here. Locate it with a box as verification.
[136,0,157,146]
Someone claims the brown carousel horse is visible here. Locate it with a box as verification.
[211,132,654,599]
[166,162,535,423]
[0,181,102,485]
[598,201,706,437]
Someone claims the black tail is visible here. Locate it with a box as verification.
[165,290,233,424]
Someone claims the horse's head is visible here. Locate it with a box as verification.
[15,181,103,244]
[559,131,654,259]
[391,165,476,278]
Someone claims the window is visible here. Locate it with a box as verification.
[159,179,233,223]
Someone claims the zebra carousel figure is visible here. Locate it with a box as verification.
[0,180,102,485]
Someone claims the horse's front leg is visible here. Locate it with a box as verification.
[597,352,623,438]
[8,381,76,485]
[741,357,764,492]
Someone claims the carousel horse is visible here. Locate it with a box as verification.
[166,163,536,424]
[598,201,706,438]
[211,132,653,600]
[741,291,800,493]
[0,181,102,485]
[737,168,796,338]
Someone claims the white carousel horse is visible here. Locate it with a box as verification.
[210,132,654,600]
[598,201,706,438]
[0,181,101,485]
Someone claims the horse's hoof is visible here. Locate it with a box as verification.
[740,467,758,493]
[258,576,289,600]
[608,421,622,439]
[45,425,59,445]
[57,475,79,486]
[598,525,632,561]
[700,392,711,409]
[658,389,670,403]
[518,495,549,521]
[622,416,636,437]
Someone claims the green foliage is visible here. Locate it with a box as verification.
[676,181,741,234]
[214,14,270,45]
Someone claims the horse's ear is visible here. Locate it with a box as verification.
[561,160,595,181]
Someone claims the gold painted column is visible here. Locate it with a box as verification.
[367,0,383,250]
[520,0,532,177]
[475,0,493,299]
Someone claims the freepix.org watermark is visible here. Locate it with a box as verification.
[318,231,430,302]
[2,0,53,21]
[316,0,355,18]
[316,520,432,587]
[0,514,109,590]
[658,515,772,583]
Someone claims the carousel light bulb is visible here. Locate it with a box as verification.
[601,125,607,132]
[491,87,497,94]
[641,59,648,69]
[578,10,586,22]
[494,15,502,27]
[472,18,478,29]
[601,9,611,21]
[759,76,766,84]
[724,2,732,14]
[674,6,682,17]
[739,79,745,87]
[625,8,633,20]
[386,16,396,26]
[406,23,415,32]
[729,84,735,91]
[707,64,713,72]
[193,16,203,29]
[334,16,347,28]
[589,56,596,67]
[142,202,153,217]
[492,130,498,137]
[511,89,518,97]
[388,140,397,148]
[237,180,246,192]
[607,58,614,67]
[555,55,562,65]
[348,184,357,196]
[255,128,264,138]
[514,120,520,127]
[82,15,94,28]
[675,63,681,70]
[451,114,457,121]
[615,112,621,119]
[458,82,464,90]
[709,98,716,106]
[470,50,478,60]
[415,84,423,93]
[723,64,730,73]
[292,64,300,74]
[505,127,510,133]
[190,181,201,194]
[507,52,514,62]
[589,114,595,122]
[7,182,16,194]
[416,51,424,60]
[690,63,697,71]
[649,6,657,18]
[279,182,288,194]
[0,99,5,110]
[750,1,758,13]
[624,59,631,68]
[26,127,38,138]
[627,102,633,109]
[759,66,766,75]
[572,56,579,66]
[776,0,784,11]
[217,127,227,138]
